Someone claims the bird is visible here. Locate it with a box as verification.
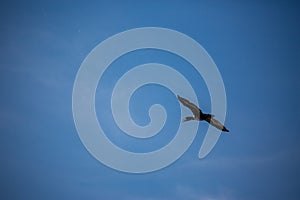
[177,95,229,132]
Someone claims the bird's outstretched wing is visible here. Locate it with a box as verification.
[208,118,229,132]
[177,95,201,117]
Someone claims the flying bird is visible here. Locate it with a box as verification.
[177,95,229,132]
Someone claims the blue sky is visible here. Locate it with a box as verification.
[1,0,300,199]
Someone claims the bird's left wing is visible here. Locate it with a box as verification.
[177,95,201,117]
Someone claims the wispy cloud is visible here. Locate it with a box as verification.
[174,184,236,200]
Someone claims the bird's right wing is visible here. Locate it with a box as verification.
[177,95,201,116]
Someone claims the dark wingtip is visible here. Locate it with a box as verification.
[223,127,229,132]
[177,95,183,101]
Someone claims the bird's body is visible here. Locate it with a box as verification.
[177,95,229,132]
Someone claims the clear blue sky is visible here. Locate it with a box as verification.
[0,0,299,199]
